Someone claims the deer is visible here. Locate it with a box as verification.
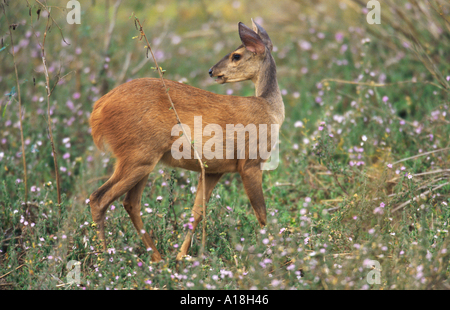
[88,19,284,262]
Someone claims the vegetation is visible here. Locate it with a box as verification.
[0,0,449,290]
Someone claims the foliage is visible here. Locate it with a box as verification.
[0,0,449,290]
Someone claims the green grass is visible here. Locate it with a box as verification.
[0,0,449,290]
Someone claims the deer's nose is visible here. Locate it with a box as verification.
[208,68,213,77]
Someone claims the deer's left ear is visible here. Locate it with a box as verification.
[251,19,273,52]
[238,22,266,55]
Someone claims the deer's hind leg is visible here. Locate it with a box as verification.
[89,159,159,253]
[123,173,162,262]
[176,173,223,260]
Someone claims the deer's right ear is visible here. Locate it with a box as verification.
[251,19,273,52]
[238,22,266,55]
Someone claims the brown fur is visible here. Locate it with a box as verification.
[88,21,284,261]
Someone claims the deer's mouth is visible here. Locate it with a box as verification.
[215,75,226,83]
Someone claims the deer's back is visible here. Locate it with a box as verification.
[90,78,278,171]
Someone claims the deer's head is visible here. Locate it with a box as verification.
[209,19,273,85]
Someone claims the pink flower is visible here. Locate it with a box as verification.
[373,207,384,215]
[335,32,344,42]
[286,264,295,271]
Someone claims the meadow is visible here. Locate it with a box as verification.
[0,0,449,290]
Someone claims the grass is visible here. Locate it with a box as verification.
[0,0,449,290]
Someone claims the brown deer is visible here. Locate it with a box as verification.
[89,20,284,262]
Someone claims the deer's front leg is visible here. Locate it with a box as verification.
[240,166,266,227]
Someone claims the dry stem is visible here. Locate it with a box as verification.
[134,17,208,257]
[5,17,28,205]
[392,181,450,213]
[33,0,63,209]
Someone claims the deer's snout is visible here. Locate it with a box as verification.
[208,66,225,84]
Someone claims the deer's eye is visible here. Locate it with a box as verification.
[232,54,241,61]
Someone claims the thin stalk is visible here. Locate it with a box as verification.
[34,3,62,209]
[6,21,28,205]
[134,17,207,257]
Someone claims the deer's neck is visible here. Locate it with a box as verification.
[253,54,285,124]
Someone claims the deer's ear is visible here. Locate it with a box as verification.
[251,19,273,52]
[238,22,266,55]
